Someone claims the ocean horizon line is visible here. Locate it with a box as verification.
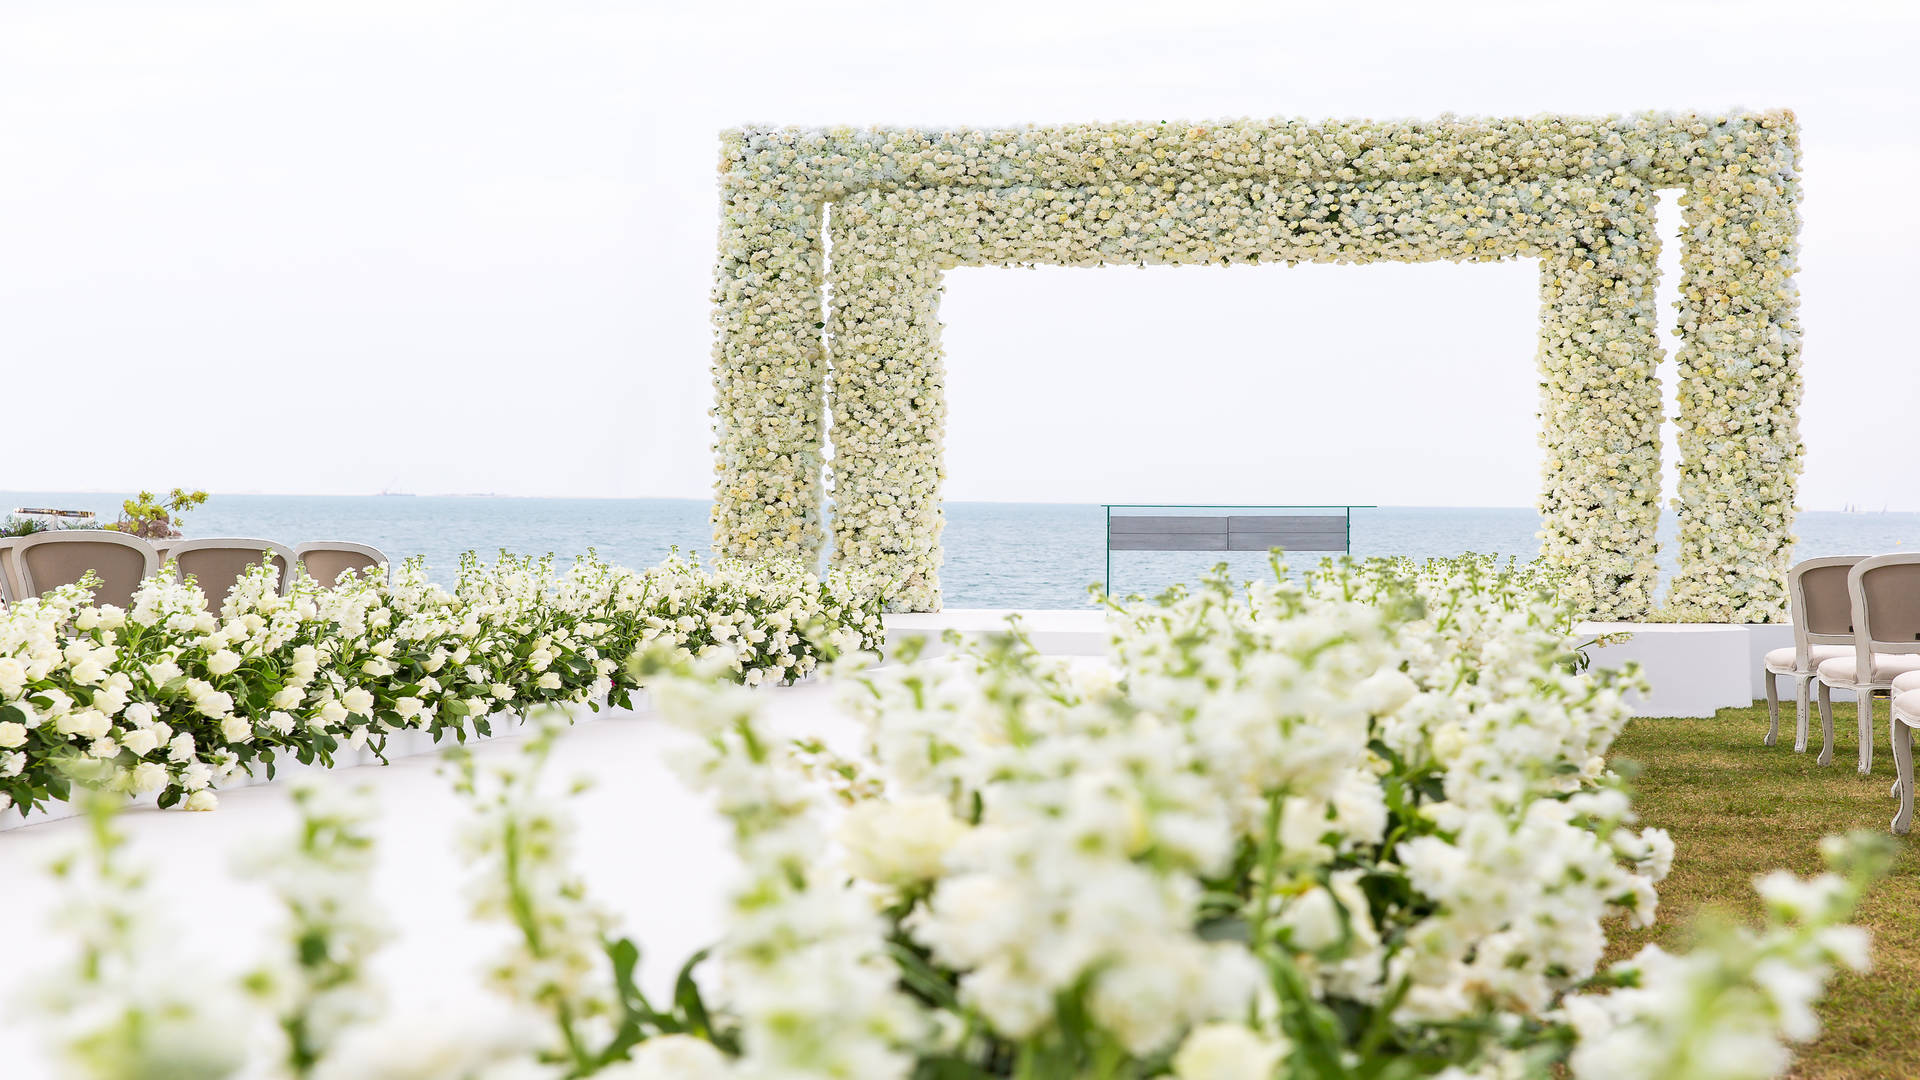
[10,492,1919,515]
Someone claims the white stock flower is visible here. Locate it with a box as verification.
[599,1035,731,1078]
[837,794,965,887]
[1172,1023,1290,1080]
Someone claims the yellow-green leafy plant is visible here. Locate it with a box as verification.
[104,488,208,540]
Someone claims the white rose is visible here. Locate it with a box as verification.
[596,1034,730,1079]
[130,761,169,793]
[270,687,303,710]
[220,715,254,743]
[1171,1023,1289,1080]
[1278,886,1344,952]
[183,790,219,811]
[342,688,375,714]
[536,672,562,690]
[393,697,424,719]
[119,727,160,756]
[56,709,104,737]
[205,649,241,676]
[92,684,129,717]
[1354,669,1418,716]
[180,760,212,790]
[194,688,234,720]
[0,720,25,748]
[320,700,350,726]
[837,795,965,887]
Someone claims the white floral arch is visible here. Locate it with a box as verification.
[710,112,1802,619]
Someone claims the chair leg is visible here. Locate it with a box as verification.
[1794,676,1812,753]
[1817,682,1835,767]
[1858,691,1875,775]
[1764,670,1780,746]
[1893,720,1915,836]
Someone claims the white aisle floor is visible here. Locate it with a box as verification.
[0,681,857,1080]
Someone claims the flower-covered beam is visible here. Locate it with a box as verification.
[711,112,1803,619]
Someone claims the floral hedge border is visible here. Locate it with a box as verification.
[711,112,1802,619]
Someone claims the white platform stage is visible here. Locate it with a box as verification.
[884,610,1791,719]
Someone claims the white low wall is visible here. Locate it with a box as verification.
[885,610,1789,719]
[1579,622,1796,718]
[882,609,1111,658]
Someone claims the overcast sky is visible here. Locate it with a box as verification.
[4,0,1915,509]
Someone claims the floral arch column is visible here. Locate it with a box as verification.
[711,113,1802,620]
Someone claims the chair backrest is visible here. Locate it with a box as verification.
[0,538,20,605]
[1849,553,1920,675]
[15,531,159,608]
[166,538,298,606]
[293,541,389,587]
[1789,556,1864,663]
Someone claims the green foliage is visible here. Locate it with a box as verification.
[103,488,208,540]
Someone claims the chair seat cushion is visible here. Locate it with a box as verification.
[1764,644,1852,673]
[1895,670,1920,696]
[1896,689,1920,727]
[1817,652,1920,686]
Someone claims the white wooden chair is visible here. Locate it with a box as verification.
[164,538,299,606]
[0,537,21,605]
[293,541,389,587]
[1816,553,1920,774]
[1885,669,1920,834]
[13,530,159,609]
[1761,557,1862,754]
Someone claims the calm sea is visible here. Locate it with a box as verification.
[6,493,1916,609]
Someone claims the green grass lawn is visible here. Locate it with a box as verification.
[1609,701,1920,1080]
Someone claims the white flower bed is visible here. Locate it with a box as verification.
[0,552,886,819]
[23,557,1883,1080]
[637,557,1874,1077]
[711,112,1803,620]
